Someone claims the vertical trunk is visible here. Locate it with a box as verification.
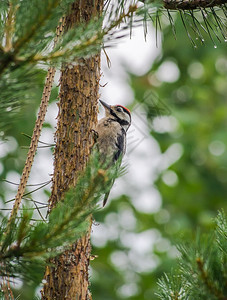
[41,1,103,299]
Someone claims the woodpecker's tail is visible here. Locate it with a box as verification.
[103,190,110,207]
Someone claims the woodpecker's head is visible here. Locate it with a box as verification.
[100,100,131,131]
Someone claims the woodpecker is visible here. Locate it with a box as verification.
[95,100,131,206]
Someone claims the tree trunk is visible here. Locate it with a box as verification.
[41,1,103,299]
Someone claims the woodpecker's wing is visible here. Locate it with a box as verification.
[113,129,126,162]
[102,130,126,206]
[102,153,123,207]
[95,119,126,206]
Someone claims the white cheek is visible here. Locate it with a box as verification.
[125,114,131,124]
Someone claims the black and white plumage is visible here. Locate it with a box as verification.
[95,100,131,206]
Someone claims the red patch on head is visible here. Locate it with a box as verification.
[117,105,131,115]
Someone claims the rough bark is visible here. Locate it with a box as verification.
[41,1,103,299]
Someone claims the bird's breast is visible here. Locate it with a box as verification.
[96,118,126,163]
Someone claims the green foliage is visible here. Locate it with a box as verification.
[156,211,227,300]
[0,153,121,288]
[138,0,227,47]
[48,17,104,64]
[0,0,227,299]
[14,0,61,41]
[0,0,226,133]
[91,10,227,300]
[130,13,227,237]
[0,0,72,133]
[0,66,46,133]
[0,0,137,133]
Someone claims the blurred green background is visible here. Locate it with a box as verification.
[91,14,227,300]
[0,12,227,300]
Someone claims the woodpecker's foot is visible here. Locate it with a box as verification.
[91,129,99,142]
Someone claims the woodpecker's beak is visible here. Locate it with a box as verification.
[99,100,111,111]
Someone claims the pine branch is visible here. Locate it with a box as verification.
[140,0,227,44]
[0,2,70,78]
[196,257,225,300]
[0,0,226,80]
[0,155,119,281]
[163,0,227,10]
[19,4,138,64]
[12,0,60,52]
[0,0,61,76]
[3,66,56,238]
[3,17,66,240]
[157,211,227,300]
[4,1,17,52]
[140,0,227,10]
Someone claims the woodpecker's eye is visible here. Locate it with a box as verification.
[116,107,122,112]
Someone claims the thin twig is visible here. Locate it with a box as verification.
[21,132,55,146]
[21,145,54,149]
[1,179,50,186]
[5,181,51,203]
[33,201,47,222]
[1,206,47,211]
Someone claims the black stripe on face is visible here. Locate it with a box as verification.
[110,109,130,126]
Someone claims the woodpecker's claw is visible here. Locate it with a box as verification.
[91,129,99,142]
